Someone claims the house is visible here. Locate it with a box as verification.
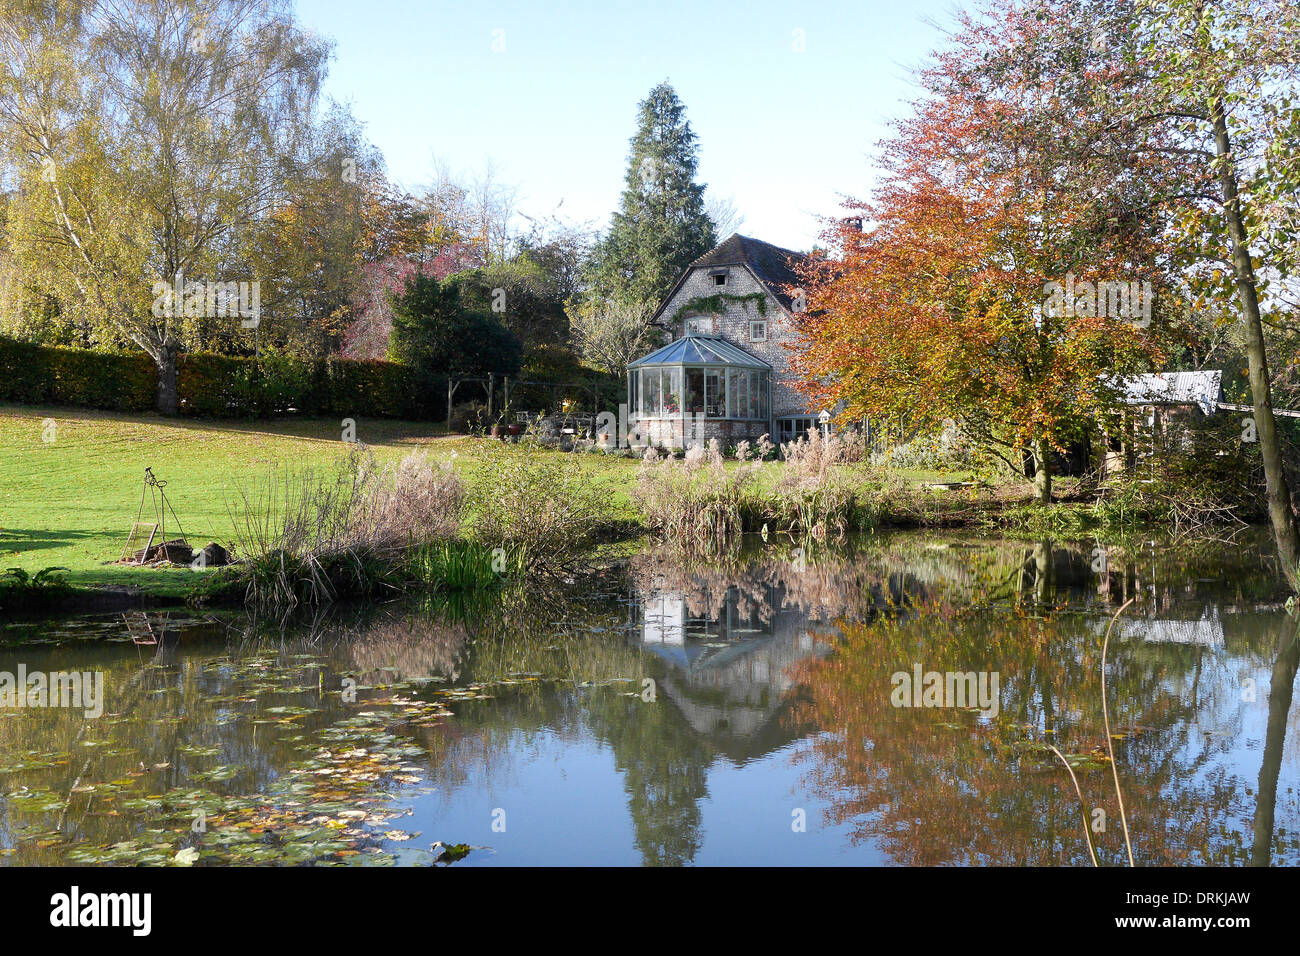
[627,234,825,448]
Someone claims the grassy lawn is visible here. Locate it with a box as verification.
[0,405,464,594]
[1,403,983,597]
[0,404,653,595]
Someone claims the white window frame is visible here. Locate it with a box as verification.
[685,315,714,335]
[749,319,768,343]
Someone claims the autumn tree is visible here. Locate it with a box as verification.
[0,0,328,413]
[925,0,1300,575]
[792,9,1172,501]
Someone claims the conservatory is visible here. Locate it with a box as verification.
[627,334,772,448]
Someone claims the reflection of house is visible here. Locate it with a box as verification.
[1112,610,1226,649]
[631,578,831,760]
[626,234,829,448]
[1103,370,1223,476]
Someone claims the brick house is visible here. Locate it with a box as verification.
[627,233,826,448]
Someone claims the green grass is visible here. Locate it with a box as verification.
[0,405,470,595]
[0,403,984,599]
[0,404,654,596]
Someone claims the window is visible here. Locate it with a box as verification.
[712,271,727,287]
[643,368,661,418]
[749,320,767,342]
[705,369,725,418]
[685,316,713,334]
[684,368,705,415]
[663,367,681,416]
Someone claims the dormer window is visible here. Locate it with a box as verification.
[710,269,728,287]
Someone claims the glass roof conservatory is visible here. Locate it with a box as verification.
[627,334,771,421]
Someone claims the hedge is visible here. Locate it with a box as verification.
[0,337,442,420]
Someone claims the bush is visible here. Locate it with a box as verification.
[634,444,759,549]
[0,338,155,410]
[464,440,615,576]
[0,336,442,419]
[229,448,465,607]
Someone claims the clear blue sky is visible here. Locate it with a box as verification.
[294,0,962,251]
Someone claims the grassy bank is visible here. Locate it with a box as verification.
[0,404,648,597]
[3,403,1202,605]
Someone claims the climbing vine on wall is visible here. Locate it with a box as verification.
[670,293,767,326]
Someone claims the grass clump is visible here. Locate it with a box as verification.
[0,566,73,611]
[633,442,759,551]
[464,440,621,577]
[229,447,466,607]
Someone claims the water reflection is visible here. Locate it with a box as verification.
[1,532,1297,866]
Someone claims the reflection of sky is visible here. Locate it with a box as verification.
[383,729,882,866]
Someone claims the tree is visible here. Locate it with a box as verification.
[934,0,1300,574]
[791,7,1170,502]
[388,272,521,385]
[583,82,716,308]
[0,0,328,413]
[567,298,660,377]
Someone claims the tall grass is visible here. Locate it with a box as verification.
[229,447,465,607]
[634,432,870,549]
[465,440,619,576]
[633,443,759,550]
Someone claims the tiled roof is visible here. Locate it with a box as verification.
[653,233,810,320]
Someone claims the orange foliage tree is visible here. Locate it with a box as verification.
[789,3,1177,501]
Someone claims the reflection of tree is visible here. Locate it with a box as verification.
[583,674,711,867]
[788,597,1294,865]
[1253,626,1300,865]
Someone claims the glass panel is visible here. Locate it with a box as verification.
[760,374,770,419]
[685,368,705,415]
[629,371,638,418]
[748,371,760,419]
[737,369,749,419]
[645,368,661,417]
[704,369,724,418]
[663,368,681,416]
[727,369,738,419]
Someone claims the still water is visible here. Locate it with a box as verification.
[2,532,1298,866]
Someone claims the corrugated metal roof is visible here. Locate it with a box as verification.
[628,333,772,370]
[1116,370,1222,415]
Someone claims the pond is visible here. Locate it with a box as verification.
[1,530,1298,866]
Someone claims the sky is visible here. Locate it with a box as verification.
[293,0,963,252]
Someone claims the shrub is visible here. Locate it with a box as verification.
[0,336,441,420]
[0,338,155,410]
[634,446,759,550]
[464,440,615,576]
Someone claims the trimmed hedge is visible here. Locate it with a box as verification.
[0,337,441,420]
[0,338,156,411]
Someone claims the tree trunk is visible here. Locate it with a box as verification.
[1032,438,1052,504]
[1210,95,1300,588]
[155,342,179,416]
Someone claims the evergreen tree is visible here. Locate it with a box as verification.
[585,82,717,307]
